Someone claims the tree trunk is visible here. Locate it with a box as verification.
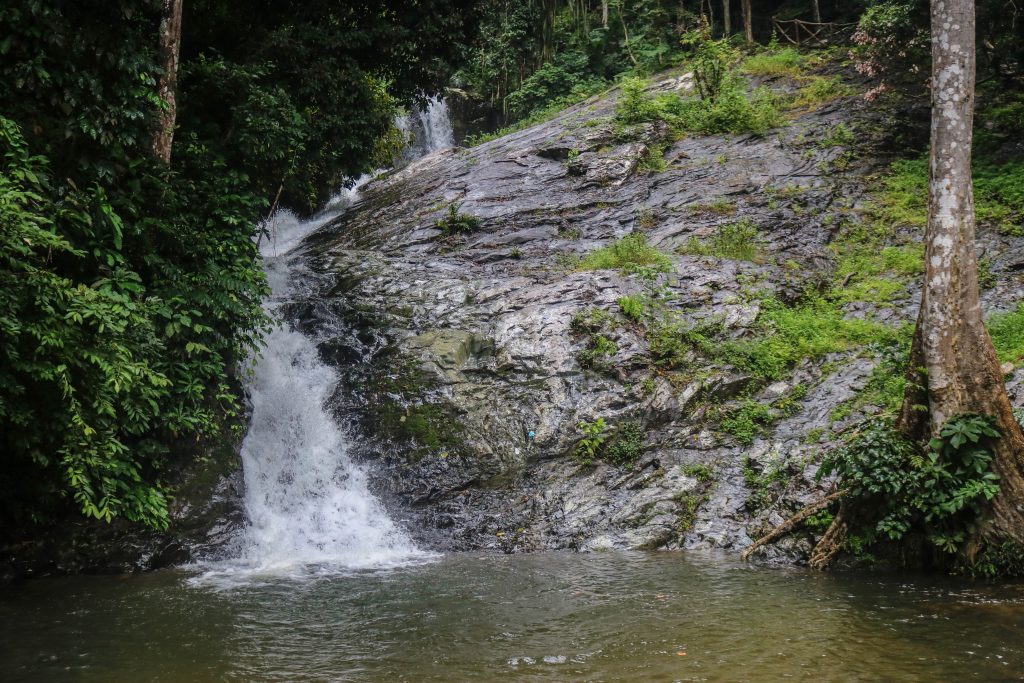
[741,0,753,41]
[897,0,1024,552]
[603,0,609,27]
[811,0,821,23]
[618,0,638,65]
[722,0,731,35]
[153,0,183,165]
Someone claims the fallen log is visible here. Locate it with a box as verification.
[741,489,846,561]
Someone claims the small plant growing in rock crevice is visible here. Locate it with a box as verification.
[435,202,482,234]
[743,456,791,514]
[605,420,646,467]
[679,219,765,262]
[574,418,608,465]
[574,418,647,468]
[571,307,621,370]
[576,233,673,273]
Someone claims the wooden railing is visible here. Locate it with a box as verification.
[771,18,857,47]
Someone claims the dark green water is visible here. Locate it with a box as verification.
[2,551,1023,682]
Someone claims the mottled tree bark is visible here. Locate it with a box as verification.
[722,0,731,35]
[897,0,1024,552]
[602,0,609,27]
[811,0,821,23]
[153,0,183,164]
[741,0,753,41]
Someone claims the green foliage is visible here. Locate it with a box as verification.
[614,77,666,125]
[0,108,270,530]
[682,463,716,484]
[820,417,1002,555]
[850,1,929,85]
[977,256,997,291]
[689,198,737,216]
[791,76,855,109]
[575,418,645,468]
[673,78,784,135]
[881,157,1024,234]
[576,233,673,273]
[506,51,604,119]
[459,0,697,129]
[988,304,1024,365]
[723,295,899,380]
[719,385,808,445]
[436,203,483,234]
[577,335,619,369]
[741,47,808,77]
[618,295,646,322]
[605,421,646,467]
[637,143,669,173]
[571,307,621,370]
[615,73,782,137]
[680,219,765,262]
[575,418,609,465]
[817,123,856,148]
[743,456,789,513]
[723,401,776,445]
[675,492,706,532]
[682,31,733,102]
[969,541,1024,579]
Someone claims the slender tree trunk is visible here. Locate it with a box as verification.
[153,0,183,165]
[897,0,1024,552]
[722,0,731,35]
[741,0,753,41]
[603,0,609,27]
[618,1,638,65]
[811,0,821,23]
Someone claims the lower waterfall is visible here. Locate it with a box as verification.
[194,97,454,583]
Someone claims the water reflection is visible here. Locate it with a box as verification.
[2,551,1022,682]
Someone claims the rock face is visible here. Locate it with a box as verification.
[12,73,1021,578]
[278,73,1024,563]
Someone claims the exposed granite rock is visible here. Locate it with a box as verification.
[282,74,1024,564]
[14,72,1023,577]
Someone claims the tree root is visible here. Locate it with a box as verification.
[809,506,850,570]
[741,489,845,561]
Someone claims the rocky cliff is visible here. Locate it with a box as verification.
[9,66,1022,579]
[282,70,1024,563]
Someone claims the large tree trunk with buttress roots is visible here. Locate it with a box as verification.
[897,0,1024,554]
[812,0,1024,570]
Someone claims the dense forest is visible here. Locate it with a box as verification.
[0,0,478,531]
[2,0,1024,576]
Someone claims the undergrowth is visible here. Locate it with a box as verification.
[575,233,673,273]
[722,294,903,381]
[679,219,765,262]
[820,416,1003,564]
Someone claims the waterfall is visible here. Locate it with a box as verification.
[395,95,454,162]
[194,109,452,582]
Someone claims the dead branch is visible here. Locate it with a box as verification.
[742,489,845,560]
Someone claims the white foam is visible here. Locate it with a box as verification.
[192,172,435,587]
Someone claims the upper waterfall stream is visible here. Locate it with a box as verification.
[195,97,454,583]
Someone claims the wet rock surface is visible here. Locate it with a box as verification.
[279,74,1024,564]
[12,74,1022,578]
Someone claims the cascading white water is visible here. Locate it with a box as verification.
[396,95,455,162]
[194,112,453,584]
